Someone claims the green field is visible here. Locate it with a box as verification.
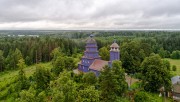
[165,58,180,76]
[0,63,52,91]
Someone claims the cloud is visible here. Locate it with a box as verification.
[0,0,180,30]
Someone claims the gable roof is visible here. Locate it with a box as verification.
[89,59,108,71]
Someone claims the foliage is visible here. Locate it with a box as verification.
[99,62,127,102]
[6,48,23,70]
[134,91,165,102]
[64,56,76,70]
[17,86,46,102]
[134,91,149,102]
[82,72,97,85]
[172,65,177,71]
[33,65,51,92]
[121,41,150,74]
[99,46,110,61]
[51,56,65,76]
[51,47,63,64]
[0,50,5,71]
[171,50,180,59]
[16,58,30,90]
[77,86,99,102]
[51,71,76,102]
[165,58,180,76]
[141,54,172,92]
[112,60,128,96]
[162,59,171,70]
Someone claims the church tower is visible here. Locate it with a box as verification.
[78,34,101,72]
[110,40,120,61]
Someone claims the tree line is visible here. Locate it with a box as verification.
[0,36,84,72]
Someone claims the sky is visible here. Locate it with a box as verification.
[0,0,180,30]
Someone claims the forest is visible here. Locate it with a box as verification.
[0,30,180,102]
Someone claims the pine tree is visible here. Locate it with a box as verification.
[17,58,30,90]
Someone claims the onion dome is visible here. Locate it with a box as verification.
[86,34,96,43]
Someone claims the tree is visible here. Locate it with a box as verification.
[99,47,110,61]
[13,48,23,68]
[134,91,149,102]
[51,71,76,102]
[17,86,46,102]
[82,72,97,85]
[121,41,148,74]
[50,47,63,64]
[158,47,166,58]
[171,50,180,59]
[33,65,51,92]
[0,50,4,71]
[112,61,128,96]
[162,60,171,70]
[77,86,99,102]
[6,48,23,70]
[51,56,65,76]
[141,54,171,92]
[99,64,127,102]
[25,56,32,66]
[172,65,177,71]
[64,57,76,70]
[99,65,116,101]
[17,87,36,102]
[17,58,30,90]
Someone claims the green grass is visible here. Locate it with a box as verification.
[165,58,180,76]
[0,62,52,91]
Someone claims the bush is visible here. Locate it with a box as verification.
[134,91,149,102]
[171,50,180,59]
[172,65,177,71]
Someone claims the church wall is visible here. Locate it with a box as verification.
[78,64,89,72]
[110,51,120,61]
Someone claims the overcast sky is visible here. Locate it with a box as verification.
[0,0,180,30]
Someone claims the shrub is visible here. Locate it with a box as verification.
[134,91,149,102]
[172,65,177,71]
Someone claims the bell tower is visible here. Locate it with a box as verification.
[110,40,120,61]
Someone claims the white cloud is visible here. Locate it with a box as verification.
[0,0,180,30]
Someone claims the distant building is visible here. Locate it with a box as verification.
[171,76,180,101]
[78,35,120,76]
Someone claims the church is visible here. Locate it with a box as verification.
[78,35,120,76]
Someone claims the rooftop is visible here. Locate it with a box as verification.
[89,59,108,71]
[110,42,119,48]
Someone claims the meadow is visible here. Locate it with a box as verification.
[166,58,180,76]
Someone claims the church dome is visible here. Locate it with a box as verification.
[86,34,96,43]
[86,38,96,43]
[110,42,119,48]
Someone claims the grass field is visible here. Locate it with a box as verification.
[165,58,180,76]
[0,62,52,86]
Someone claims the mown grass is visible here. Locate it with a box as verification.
[165,58,180,76]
